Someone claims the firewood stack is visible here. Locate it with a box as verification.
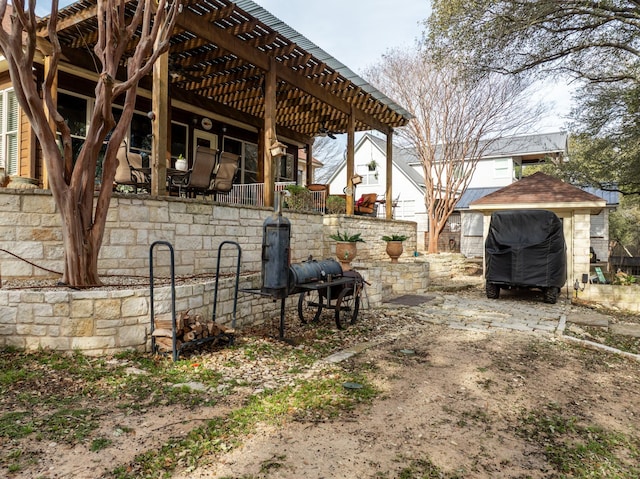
[152,310,234,352]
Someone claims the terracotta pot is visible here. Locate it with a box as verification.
[7,176,39,189]
[335,242,357,271]
[385,241,403,263]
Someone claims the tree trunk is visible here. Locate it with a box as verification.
[427,228,440,254]
[58,190,102,286]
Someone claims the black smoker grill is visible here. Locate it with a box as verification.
[249,194,364,337]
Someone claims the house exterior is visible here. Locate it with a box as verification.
[321,132,618,262]
[0,1,411,205]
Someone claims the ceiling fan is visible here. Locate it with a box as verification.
[317,122,337,139]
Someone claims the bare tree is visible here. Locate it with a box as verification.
[0,0,179,286]
[366,47,544,253]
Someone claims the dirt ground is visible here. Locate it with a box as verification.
[197,326,640,479]
[6,288,640,478]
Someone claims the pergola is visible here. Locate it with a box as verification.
[37,0,412,215]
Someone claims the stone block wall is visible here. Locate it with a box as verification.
[0,189,325,280]
[576,284,640,313]
[0,273,301,354]
[0,260,435,354]
[358,261,431,304]
[0,189,428,355]
[322,214,417,263]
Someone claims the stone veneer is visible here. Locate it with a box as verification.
[0,189,424,354]
[576,283,640,313]
[0,258,440,354]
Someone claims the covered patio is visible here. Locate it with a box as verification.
[30,0,411,216]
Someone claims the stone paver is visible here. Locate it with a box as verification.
[610,323,640,337]
[383,291,567,335]
[566,311,610,328]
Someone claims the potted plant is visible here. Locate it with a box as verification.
[175,154,188,171]
[367,159,378,171]
[330,231,364,270]
[382,234,407,263]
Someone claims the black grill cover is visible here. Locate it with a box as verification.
[485,210,566,288]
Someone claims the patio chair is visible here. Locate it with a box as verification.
[354,193,378,216]
[171,146,217,197]
[208,151,240,198]
[115,141,150,192]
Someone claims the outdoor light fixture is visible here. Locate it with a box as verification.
[351,173,363,185]
[269,140,287,158]
[147,111,156,121]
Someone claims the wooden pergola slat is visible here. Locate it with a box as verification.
[37,0,411,208]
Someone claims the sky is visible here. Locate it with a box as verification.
[43,0,570,132]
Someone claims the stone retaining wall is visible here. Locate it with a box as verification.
[0,273,299,354]
[322,214,417,262]
[576,283,640,313]
[0,190,418,280]
[0,189,429,354]
[0,261,434,354]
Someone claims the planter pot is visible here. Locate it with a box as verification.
[7,176,39,189]
[175,158,188,171]
[385,241,404,263]
[335,242,358,271]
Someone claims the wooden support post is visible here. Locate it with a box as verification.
[346,108,355,215]
[386,129,393,219]
[306,141,313,186]
[263,58,277,208]
[151,49,169,196]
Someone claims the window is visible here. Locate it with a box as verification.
[356,163,379,185]
[494,158,510,179]
[58,92,89,161]
[129,113,152,155]
[171,122,188,161]
[0,89,19,175]
[276,153,295,182]
[222,137,258,183]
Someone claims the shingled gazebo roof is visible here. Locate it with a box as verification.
[470,172,605,211]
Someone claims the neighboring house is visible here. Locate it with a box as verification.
[0,1,410,201]
[321,132,618,260]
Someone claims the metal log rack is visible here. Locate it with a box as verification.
[149,240,240,361]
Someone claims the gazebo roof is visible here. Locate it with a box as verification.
[469,172,606,211]
[37,0,412,143]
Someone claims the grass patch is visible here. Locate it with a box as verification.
[580,326,640,355]
[91,437,113,452]
[105,370,378,478]
[395,457,464,478]
[518,403,640,477]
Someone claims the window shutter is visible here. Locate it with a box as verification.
[5,91,18,175]
[0,93,4,171]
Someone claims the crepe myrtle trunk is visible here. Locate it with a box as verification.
[0,0,179,286]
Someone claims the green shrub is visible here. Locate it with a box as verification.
[326,195,346,214]
[381,234,407,242]
[283,185,313,211]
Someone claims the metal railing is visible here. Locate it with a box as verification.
[214,182,326,213]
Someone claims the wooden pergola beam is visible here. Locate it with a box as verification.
[175,9,392,134]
